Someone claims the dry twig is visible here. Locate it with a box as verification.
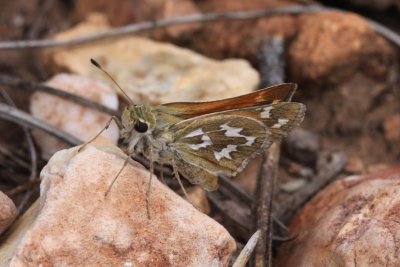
[0,91,38,215]
[0,75,119,117]
[0,103,81,146]
[277,151,347,223]
[252,143,280,267]
[0,6,398,50]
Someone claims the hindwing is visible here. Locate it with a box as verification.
[170,115,270,179]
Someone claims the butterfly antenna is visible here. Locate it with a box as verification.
[90,58,134,105]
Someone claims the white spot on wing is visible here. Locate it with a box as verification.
[221,123,243,137]
[185,128,204,138]
[214,145,237,161]
[272,119,289,128]
[260,106,273,118]
[221,123,257,146]
[244,136,256,146]
[188,135,212,150]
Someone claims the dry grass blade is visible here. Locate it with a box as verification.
[233,230,261,267]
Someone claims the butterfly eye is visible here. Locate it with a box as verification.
[134,121,148,133]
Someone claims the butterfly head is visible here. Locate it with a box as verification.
[121,105,156,135]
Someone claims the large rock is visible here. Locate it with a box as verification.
[277,168,400,267]
[30,73,119,160]
[43,14,260,105]
[289,12,395,85]
[10,140,236,266]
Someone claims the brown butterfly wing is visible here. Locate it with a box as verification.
[156,83,297,119]
[217,102,306,142]
[170,115,270,179]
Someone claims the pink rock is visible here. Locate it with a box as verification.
[11,141,236,266]
[0,191,16,235]
[30,74,119,159]
[277,168,400,267]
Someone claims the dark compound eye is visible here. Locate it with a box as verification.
[134,121,148,133]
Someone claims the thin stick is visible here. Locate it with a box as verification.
[0,146,31,172]
[252,143,280,267]
[5,178,41,197]
[277,151,347,223]
[0,6,398,50]
[207,191,250,232]
[0,91,38,216]
[0,91,37,183]
[233,230,261,267]
[218,175,253,207]
[0,75,119,117]
[0,103,81,146]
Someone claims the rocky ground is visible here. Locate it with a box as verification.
[0,1,399,266]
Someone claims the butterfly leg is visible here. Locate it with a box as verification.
[159,158,166,185]
[104,152,133,197]
[78,116,123,152]
[146,150,154,220]
[171,159,192,204]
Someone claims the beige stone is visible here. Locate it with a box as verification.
[30,73,119,159]
[0,191,16,235]
[10,141,236,266]
[277,168,400,267]
[43,14,260,105]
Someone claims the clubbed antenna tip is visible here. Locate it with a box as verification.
[90,58,101,69]
[89,58,134,106]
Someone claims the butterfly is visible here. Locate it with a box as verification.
[83,59,306,211]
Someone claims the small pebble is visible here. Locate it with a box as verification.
[0,191,17,235]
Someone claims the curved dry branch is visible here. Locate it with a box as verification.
[0,75,119,117]
[0,6,398,50]
[0,103,81,146]
[0,91,38,215]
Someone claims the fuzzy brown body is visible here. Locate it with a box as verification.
[116,83,306,191]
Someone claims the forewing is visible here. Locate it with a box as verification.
[156,83,297,119]
[170,115,270,179]
[221,102,306,142]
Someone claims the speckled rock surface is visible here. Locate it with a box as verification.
[10,141,236,266]
[277,168,400,267]
[30,73,119,159]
